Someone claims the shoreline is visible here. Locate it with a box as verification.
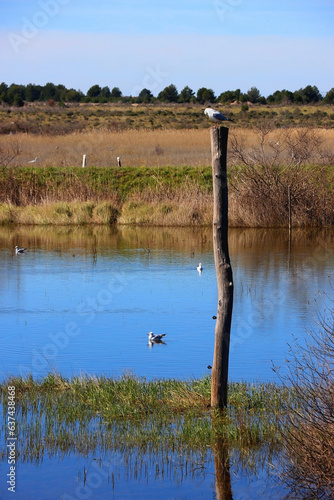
[1,198,333,227]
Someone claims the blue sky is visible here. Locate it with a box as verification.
[1,0,333,97]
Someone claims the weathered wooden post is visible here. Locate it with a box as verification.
[210,126,234,409]
[288,185,292,231]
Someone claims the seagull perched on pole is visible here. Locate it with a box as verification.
[204,108,234,125]
[28,157,38,163]
[147,331,167,343]
[15,245,27,254]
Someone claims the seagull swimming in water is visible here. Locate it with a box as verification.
[147,331,167,343]
[204,108,234,124]
[197,263,203,272]
[15,245,27,254]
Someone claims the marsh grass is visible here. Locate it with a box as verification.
[0,373,292,461]
[0,126,333,227]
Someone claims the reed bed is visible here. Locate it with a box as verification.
[1,127,333,168]
[0,163,333,226]
[0,373,292,457]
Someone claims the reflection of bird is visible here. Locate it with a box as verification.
[147,331,167,343]
[15,246,27,254]
[117,156,121,167]
[204,108,234,124]
[197,263,203,272]
[28,157,38,163]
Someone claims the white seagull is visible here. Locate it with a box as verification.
[204,108,234,124]
[147,331,167,342]
[28,157,38,164]
[197,263,203,272]
[15,246,27,254]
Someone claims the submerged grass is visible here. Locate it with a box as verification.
[0,373,293,460]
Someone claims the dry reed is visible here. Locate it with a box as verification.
[1,127,333,168]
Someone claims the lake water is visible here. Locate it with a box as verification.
[1,225,333,382]
[0,225,333,499]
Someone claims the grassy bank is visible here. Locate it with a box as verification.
[0,162,333,227]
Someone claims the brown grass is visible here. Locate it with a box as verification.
[0,201,119,225]
[1,127,333,169]
[119,183,213,226]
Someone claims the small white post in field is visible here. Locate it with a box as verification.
[82,154,87,168]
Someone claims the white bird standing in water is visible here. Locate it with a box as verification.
[204,108,234,124]
[197,263,203,272]
[15,246,27,254]
[147,331,167,343]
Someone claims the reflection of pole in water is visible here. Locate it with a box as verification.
[213,441,233,500]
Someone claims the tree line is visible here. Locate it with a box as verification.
[0,81,333,107]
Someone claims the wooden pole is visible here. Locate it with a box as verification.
[288,185,292,231]
[210,126,234,409]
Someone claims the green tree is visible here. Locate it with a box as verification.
[0,82,8,104]
[0,82,8,94]
[302,85,322,103]
[293,85,322,104]
[7,84,26,105]
[55,84,66,101]
[25,83,42,102]
[137,88,153,103]
[65,88,83,102]
[324,87,334,104]
[110,87,122,99]
[196,87,215,104]
[40,82,57,101]
[87,84,102,99]
[246,86,261,103]
[293,89,304,103]
[178,86,195,103]
[157,84,178,102]
[218,89,241,103]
